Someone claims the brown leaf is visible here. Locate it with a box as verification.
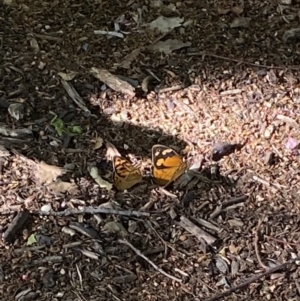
[103,221,129,237]
[116,48,142,69]
[141,76,152,93]
[93,137,104,150]
[230,17,251,29]
[37,161,68,184]
[47,180,78,193]
[231,5,244,15]
[90,68,135,97]
[147,39,191,55]
[105,141,121,159]
[217,7,230,15]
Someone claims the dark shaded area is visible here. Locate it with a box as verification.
[1,1,300,301]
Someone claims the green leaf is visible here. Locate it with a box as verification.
[50,117,66,136]
[27,234,37,246]
[70,125,83,134]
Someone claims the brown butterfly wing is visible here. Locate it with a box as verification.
[113,156,142,191]
[152,145,187,186]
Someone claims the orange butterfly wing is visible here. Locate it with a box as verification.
[112,156,142,191]
[152,145,187,186]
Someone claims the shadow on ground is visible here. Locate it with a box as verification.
[1,0,300,300]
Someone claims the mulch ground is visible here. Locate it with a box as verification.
[1,0,300,300]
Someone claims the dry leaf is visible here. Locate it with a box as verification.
[103,221,129,237]
[46,180,78,193]
[105,141,121,159]
[230,17,251,29]
[90,67,135,97]
[148,16,184,33]
[29,37,40,52]
[37,161,68,184]
[217,7,230,15]
[116,48,142,69]
[141,76,152,92]
[89,167,113,190]
[58,72,78,81]
[148,39,191,54]
[61,79,90,115]
[93,137,104,150]
[283,28,300,42]
[231,6,244,15]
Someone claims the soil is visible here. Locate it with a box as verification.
[1,0,300,300]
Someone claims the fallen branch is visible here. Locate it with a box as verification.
[119,239,182,283]
[179,216,217,245]
[254,215,267,269]
[37,207,150,218]
[204,257,300,301]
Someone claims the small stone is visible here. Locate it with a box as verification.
[41,204,52,214]
[264,124,275,139]
[8,103,24,120]
[264,151,276,165]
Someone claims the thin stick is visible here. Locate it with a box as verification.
[118,239,182,283]
[146,220,178,258]
[36,207,150,218]
[204,257,300,301]
[264,235,300,247]
[253,175,287,189]
[210,196,248,219]
[146,221,168,258]
[187,51,300,71]
[254,215,268,269]
[14,245,46,254]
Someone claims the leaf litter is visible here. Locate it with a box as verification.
[2,0,300,300]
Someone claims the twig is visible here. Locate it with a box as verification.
[145,220,168,258]
[221,195,248,207]
[254,215,268,269]
[36,207,150,218]
[179,216,216,245]
[252,175,287,189]
[118,239,182,283]
[204,257,300,301]
[146,220,179,259]
[191,217,220,233]
[210,195,248,219]
[27,256,63,267]
[187,51,300,71]
[158,85,184,93]
[14,245,46,254]
[72,290,88,301]
[76,264,83,291]
[264,235,300,247]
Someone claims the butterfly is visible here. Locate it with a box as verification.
[151,144,187,187]
[112,156,143,191]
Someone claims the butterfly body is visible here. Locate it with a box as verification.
[112,156,143,191]
[152,144,187,186]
